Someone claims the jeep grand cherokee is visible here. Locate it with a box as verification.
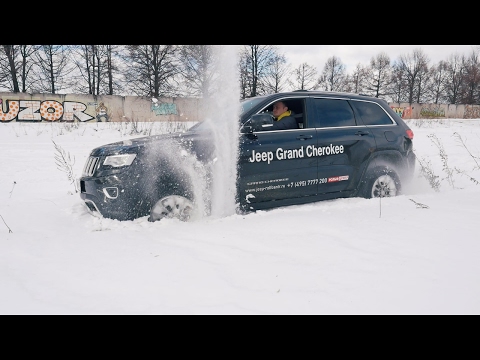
[80,91,416,222]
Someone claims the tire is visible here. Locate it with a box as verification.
[361,166,401,199]
[148,195,195,222]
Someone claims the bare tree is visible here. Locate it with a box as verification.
[0,45,38,92]
[17,45,39,92]
[102,45,124,95]
[32,45,74,94]
[67,45,124,95]
[364,52,392,98]
[122,45,180,98]
[290,62,318,91]
[317,56,347,91]
[415,64,432,103]
[261,52,290,93]
[0,45,20,92]
[349,63,369,94]
[460,47,480,104]
[443,53,465,104]
[238,52,250,99]
[389,63,408,103]
[239,45,279,97]
[4,44,480,106]
[425,61,449,104]
[178,45,216,98]
[395,48,430,104]
[69,45,102,95]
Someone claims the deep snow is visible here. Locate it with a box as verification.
[1,118,480,314]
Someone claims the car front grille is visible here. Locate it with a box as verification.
[83,156,100,176]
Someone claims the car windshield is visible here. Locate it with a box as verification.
[239,96,266,115]
[188,96,267,131]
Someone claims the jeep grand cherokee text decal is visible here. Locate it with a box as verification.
[249,144,345,164]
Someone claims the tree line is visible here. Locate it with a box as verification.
[1,45,480,104]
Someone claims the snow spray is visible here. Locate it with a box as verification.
[203,45,241,218]
[146,45,241,220]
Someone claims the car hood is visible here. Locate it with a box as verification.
[89,129,214,158]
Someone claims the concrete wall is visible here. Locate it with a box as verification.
[389,103,480,119]
[0,92,205,123]
[2,92,480,123]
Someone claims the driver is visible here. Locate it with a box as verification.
[269,100,298,130]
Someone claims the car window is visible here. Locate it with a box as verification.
[312,98,356,128]
[257,98,305,130]
[350,100,395,125]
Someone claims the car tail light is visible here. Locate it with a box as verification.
[406,129,414,139]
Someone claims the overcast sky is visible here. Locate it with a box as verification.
[277,45,478,73]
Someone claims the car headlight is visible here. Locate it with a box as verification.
[103,153,136,167]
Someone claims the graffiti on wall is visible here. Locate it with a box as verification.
[0,99,95,123]
[391,106,413,119]
[464,105,480,119]
[151,101,177,116]
[95,102,110,122]
[0,96,183,123]
[420,105,445,118]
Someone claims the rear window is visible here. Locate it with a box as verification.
[350,100,395,126]
[312,98,356,128]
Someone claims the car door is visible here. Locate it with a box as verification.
[309,97,377,195]
[237,99,317,205]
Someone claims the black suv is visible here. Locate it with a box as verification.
[80,91,416,222]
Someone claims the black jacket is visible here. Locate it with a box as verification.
[270,110,298,130]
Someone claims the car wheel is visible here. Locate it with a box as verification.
[148,195,195,222]
[361,166,401,199]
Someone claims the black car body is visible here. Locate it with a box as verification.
[80,91,416,221]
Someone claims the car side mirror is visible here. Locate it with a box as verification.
[244,114,274,132]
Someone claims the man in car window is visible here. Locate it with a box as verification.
[269,100,298,130]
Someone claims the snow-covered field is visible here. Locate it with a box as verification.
[1,118,480,314]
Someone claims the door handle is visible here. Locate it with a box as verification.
[355,130,370,136]
[296,135,313,140]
